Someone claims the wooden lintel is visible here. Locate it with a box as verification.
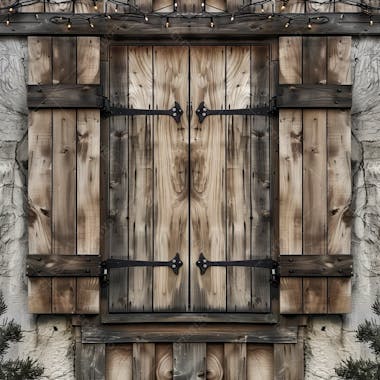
[28,84,103,109]
[278,255,353,277]
[3,13,380,36]
[82,325,297,344]
[277,84,352,108]
[26,255,101,277]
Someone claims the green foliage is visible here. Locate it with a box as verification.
[335,297,380,380]
[0,292,43,379]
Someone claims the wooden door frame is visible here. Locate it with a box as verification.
[99,37,280,324]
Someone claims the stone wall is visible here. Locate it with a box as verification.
[0,36,378,380]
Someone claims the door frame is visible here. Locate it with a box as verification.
[100,37,280,324]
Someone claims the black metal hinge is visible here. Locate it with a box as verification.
[196,253,279,284]
[195,99,277,123]
[101,99,184,123]
[101,253,183,284]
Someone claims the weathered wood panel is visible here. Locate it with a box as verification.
[190,46,226,312]
[52,37,76,85]
[302,37,328,314]
[206,344,224,380]
[108,45,129,312]
[77,37,100,84]
[173,343,206,380]
[279,37,303,314]
[274,342,304,380]
[226,46,251,311]
[106,344,133,380]
[28,36,52,314]
[156,344,173,380]
[251,44,271,312]
[224,343,247,380]
[79,343,105,380]
[127,46,154,312]
[327,36,352,313]
[133,343,155,380]
[247,344,273,380]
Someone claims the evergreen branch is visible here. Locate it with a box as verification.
[0,357,44,380]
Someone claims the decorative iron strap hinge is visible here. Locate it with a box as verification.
[101,253,183,284]
[101,99,184,123]
[196,253,279,284]
[195,99,277,123]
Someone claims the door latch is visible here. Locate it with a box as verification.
[195,99,276,123]
[196,253,279,284]
[102,100,184,123]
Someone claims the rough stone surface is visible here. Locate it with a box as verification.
[0,36,379,380]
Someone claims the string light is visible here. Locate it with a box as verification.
[174,1,178,11]
[307,18,312,29]
[88,18,95,28]
[5,15,10,26]
[165,17,170,28]
[67,18,72,29]
[230,14,235,21]
[281,1,286,10]
[370,15,374,25]
[201,1,205,11]
[261,4,265,12]
[8,7,13,13]
[144,14,149,21]
[114,4,118,12]
[210,17,215,28]
[93,0,98,10]
[284,19,291,28]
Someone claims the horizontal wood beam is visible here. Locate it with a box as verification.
[278,255,353,277]
[82,325,297,343]
[26,255,101,276]
[3,13,380,36]
[28,84,103,109]
[277,84,352,108]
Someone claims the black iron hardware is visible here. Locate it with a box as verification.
[195,100,276,123]
[102,100,184,123]
[196,253,279,283]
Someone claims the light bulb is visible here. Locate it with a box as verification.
[210,18,215,28]
[165,18,170,28]
[88,19,94,28]
[144,15,149,22]
[67,19,72,29]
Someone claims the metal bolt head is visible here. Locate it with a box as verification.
[203,264,207,268]
[202,112,206,117]
[172,264,176,269]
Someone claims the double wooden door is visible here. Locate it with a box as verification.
[107,44,273,316]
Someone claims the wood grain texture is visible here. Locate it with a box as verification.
[274,342,304,380]
[106,344,133,380]
[224,343,247,380]
[206,344,224,380]
[302,37,328,314]
[173,343,206,380]
[251,44,271,312]
[79,343,105,380]
[74,0,104,13]
[153,46,189,312]
[77,37,100,84]
[28,277,52,314]
[108,45,129,312]
[226,46,251,311]
[133,343,155,380]
[52,37,76,85]
[52,109,76,313]
[327,36,352,314]
[77,277,99,314]
[128,46,154,312]
[156,344,173,380]
[190,46,226,312]
[279,37,302,85]
[28,37,51,85]
[45,0,73,12]
[247,344,273,380]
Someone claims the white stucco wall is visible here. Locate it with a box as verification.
[0,36,378,380]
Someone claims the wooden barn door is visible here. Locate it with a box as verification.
[107,44,274,316]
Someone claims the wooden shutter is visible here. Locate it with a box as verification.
[28,36,101,314]
[279,36,352,314]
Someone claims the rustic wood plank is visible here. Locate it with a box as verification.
[153,46,189,312]
[276,84,352,108]
[251,44,271,312]
[76,277,99,314]
[206,344,224,380]
[52,109,77,313]
[190,46,226,312]
[46,1,73,12]
[125,46,154,312]
[152,0,172,12]
[133,343,155,380]
[279,109,302,314]
[206,0,227,12]
[77,37,100,84]
[19,0,44,12]
[156,344,173,380]
[108,45,129,312]
[79,343,105,380]
[279,37,302,85]
[52,37,76,85]
[75,0,104,13]
[226,45,251,312]
[173,343,206,380]
[335,0,359,12]
[327,36,352,314]
[224,343,247,380]
[106,344,133,380]
[28,85,103,109]
[28,278,52,314]
[279,255,353,276]
[274,342,304,380]
[82,325,298,344]
[247,344,274,380]
[26,255,101,276]
[302,37,328,315]
[28,37,51,85]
